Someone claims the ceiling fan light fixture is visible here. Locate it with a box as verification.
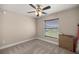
[38,11,42,16]
[28,4,51,17]
[35,11,42,16]
[35,11,38,15]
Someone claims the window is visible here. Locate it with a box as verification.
[45,18,59,38]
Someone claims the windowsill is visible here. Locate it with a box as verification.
[45,35,58,39]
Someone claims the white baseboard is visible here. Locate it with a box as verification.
[38,38,59,45]
[0,38,35,50]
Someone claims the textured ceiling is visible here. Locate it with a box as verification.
[0,4,79,18]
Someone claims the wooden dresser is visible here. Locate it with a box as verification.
[59,34,77,52]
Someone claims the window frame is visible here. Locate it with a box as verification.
[44,18,59,39]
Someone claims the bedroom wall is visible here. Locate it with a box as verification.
[36,7,79,43]
[0,10,36,47]
[0,13,2,46]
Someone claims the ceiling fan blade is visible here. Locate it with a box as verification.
[37,4,40,8]
[43,6,51,10]
[42,12,47,14]
[29,4,36,9]
[27,11,35,13]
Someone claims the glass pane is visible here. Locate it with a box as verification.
[45,19,59,38]
[45,28,59,38]
[45,20,58,28]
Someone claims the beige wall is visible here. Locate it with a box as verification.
[0,11,36,47]
[36,7,79,43]
[0,13,2,46]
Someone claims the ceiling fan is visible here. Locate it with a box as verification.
[27,4,51,16]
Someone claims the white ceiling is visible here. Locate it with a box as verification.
[0,4,79,18]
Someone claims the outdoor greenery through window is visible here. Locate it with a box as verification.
[45,18,59,38]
